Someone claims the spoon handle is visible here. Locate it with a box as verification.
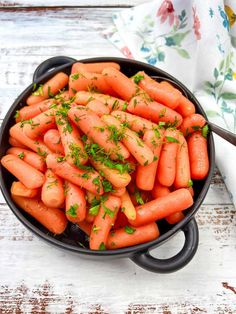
[208,121,236,146]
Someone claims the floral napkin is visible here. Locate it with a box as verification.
[103,0,236,206]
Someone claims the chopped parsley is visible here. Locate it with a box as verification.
[133,74,144,84]
[18,152,25,159]
[202,125,209,138]
[32,84,44,96]
[124,226,136,234]
[66,204,78,217]
[99,242,106,250]
[187,179,193,187]
[165,136,179,143]
[102,179,114,193]
[14,110,20,119]
[56,156,65,162]
[134,189,144,205]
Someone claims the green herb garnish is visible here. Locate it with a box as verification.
[124,226,136,234]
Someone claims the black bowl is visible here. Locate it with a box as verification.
[0,56,215,273]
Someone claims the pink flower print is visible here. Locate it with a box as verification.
[121,46,134,59]
[157,0,175,26]
[192,7,201,40]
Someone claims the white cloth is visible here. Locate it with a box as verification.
[103,0,236,205]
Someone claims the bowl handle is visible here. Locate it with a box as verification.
[33,56,77,82]
[130,218,199,273]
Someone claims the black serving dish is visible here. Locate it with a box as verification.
[0,56,215,273]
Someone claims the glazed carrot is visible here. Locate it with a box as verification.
[41,169,65,208]
[75,91,128,111]
[187,186,194,197]
[9,136,28,149]
[129,188,193,227]
[43,129,64,154]
[16,99,56,122]
[77,221,92,235]
[157,129,179,187]
[111,111,157,133]
[68,106,130,160]
[101,115,154,166]
[65,181,86,223]
[107,222,160,249]
[151,180,170,199]
[46,154,104,195]
[136,128,164,190]
[72,62,120,74]
[26,72,69,106]
[120,190,136,220]
[176,96,196,117]
[11,181,38,198]
[86,191,100,204]
[111,187,126,197]
[69,71,114,97]
[166,211,185,224]
[102,67,137,100]
[89,195,121,250]
[188,131,209,180]
[1,154,45,189]
[135,71,181,109]
[159,80,196,117]
[6,147,46,172]
[128,95,183,127]
[86,211,96,224]
[90,159,131,188]
[56,116,88,166]
[10,123,51,155]
[23,108,56,139]
[180,113,206,137]
[12,195,67,234]
[86,99,110,117]
[174,133,191,189]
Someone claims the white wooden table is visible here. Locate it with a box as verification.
[0,1,236,313]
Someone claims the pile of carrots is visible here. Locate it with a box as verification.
[1,61,209,251]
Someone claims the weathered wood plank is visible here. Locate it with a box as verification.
[0,202,235,313]
[0,0,147,8]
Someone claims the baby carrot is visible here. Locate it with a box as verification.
[65,181,86,223]
[102,67,138,100]
[107,222,160,249]
[128,95,183,127]
[159,81,196,117]
[11,181,38,198]
[6,147,46,172]
[120,190,136,220]
[136,128,164,191]
[46,154,104,195]
[9,136,28,149]
[111,111,156,133]
[41,169,65,208]
[56,116,88,166]
[23,108,56,139]
[68,106,129,160]
[12,194,67,234]
[180,113,206,137]
[89,195,121,250]
[151,180,170,199]
[72,62,120,74]
[77,221,92,235]
[86,99,110,117]
[43,129,64,154]
[111,187,126,197]
[188,131,209,180]
[166,211,185,224]
[135,71,181,109]
[69,71,114,96]
[75,91,128,111]
[16,99,56,122]
[26,72,69,106]
[1,154,45,189]
[10,123,51,156]
[157,129,179,187]
[101,114,154,166]
[129,188,193,227]
[90,159,131,188]
[174,133,191,189]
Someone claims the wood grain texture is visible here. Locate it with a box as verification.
[0,5,235,314]
[0,0,147,8]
